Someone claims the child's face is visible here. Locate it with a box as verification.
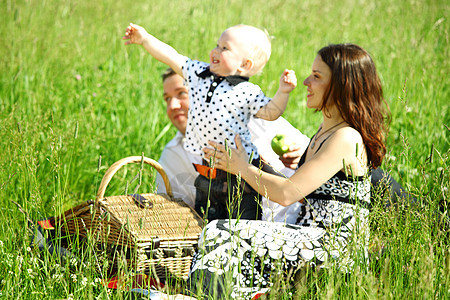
[209,28,251,77]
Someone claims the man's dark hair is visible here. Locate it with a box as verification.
[162,67,176,82]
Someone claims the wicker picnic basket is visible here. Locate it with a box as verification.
[51,156,204,280]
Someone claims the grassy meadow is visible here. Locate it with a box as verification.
[0,0,449,298]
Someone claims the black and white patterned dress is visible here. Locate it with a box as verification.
[186,141,371,299]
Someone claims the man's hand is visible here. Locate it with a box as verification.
[279,69,297,94]
[279,144,303,169]
[123,23,148,45]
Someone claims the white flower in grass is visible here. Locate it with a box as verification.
[70,257,78,266]
[26,247,31,252]
[385,154,396,161]
[0,240,3,247]
[68,294,74,300]
[27,268,34,278]
[95,278,102,284]
[71,274,77,282]
[330,250,340,259]
[81,277,88,287]
[409,168,418,176]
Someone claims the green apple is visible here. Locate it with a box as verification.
[271,134,294,156]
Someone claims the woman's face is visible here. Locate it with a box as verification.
[303,55,332,109]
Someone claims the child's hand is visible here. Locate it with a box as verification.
[279,69,297,93]
[123,23,148,45]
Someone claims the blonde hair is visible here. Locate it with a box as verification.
[227,24,272,76]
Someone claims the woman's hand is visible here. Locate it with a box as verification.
[203,135,249,174]
[279,144,304,169]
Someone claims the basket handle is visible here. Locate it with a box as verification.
[96,156,173,200]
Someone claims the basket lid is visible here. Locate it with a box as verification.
[100,193,203,243]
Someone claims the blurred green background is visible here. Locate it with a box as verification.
[0,0,448,297]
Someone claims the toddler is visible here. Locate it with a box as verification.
[124,23,297,220]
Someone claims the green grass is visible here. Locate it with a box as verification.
[1,0,449,298]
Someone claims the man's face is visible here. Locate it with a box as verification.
[163,74,189,134]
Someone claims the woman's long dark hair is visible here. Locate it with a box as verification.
[318,44,390,168]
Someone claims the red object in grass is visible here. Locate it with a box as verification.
[37,219,55,230]
[252,293,265,299]
[104,274,164,290]
[251,289,270,299]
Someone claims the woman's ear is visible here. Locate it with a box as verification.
[238,59,253,74]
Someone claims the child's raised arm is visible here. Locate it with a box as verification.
[123,23,186,77]
[255,69,297,121]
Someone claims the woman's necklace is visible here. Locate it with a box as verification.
[310,121,346,149]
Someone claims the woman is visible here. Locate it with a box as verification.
[183,43,390,299]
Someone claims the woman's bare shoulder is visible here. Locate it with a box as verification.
[329,126,363,146]
[326,126,366,162]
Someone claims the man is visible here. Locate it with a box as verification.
[155,68,310,223]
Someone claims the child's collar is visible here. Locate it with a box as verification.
[195,67,249,86]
